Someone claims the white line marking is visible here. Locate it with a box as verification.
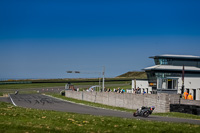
[9,94,17,106]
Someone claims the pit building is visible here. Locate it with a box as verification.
[132,54,200,100]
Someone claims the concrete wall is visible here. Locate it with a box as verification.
[65,90,170,113]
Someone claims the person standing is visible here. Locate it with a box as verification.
[143,89,146,95]
[183,91,189,99]
[136,87,140,94]
[187,93,193,100]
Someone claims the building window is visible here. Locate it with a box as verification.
[155,58,172,65]
[159,59,168,65]
[155,72,181,78]
[157,78,178,89]
[154,59,160,65]
[173,80,178,89]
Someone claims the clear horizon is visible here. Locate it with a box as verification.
[1,0,200,79]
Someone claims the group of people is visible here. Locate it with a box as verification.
[133,87,146,95]
[104,88,112,92]
[183,90,193,100]
[113,88,125,93]
[99,87,125,93]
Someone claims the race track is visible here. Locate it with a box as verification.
[8,94,200,125]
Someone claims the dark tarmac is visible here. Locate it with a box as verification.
[4,94,200,125]
[0,97,11,103]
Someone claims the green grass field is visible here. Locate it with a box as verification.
[0,80,131,90]
[1,81,200,132]
[0,83,66,90]
[0,81,132,94]
[0,102,200,133]
[1,82,200,119]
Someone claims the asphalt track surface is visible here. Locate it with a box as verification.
[5,94,200,125]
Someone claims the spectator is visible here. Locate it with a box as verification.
[187,93,193,100]
[118,87,121,93]
[143,89,146,95]
[116,88,119,92]
[133,89,136,94]
[183,90,189,99]
[136,87,140,94]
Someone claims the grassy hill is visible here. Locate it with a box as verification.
[117,71,147,79]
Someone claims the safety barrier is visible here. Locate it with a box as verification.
[65,90,170,113]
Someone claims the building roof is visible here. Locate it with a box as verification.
[149,54,200,60]
[144,65,200,72]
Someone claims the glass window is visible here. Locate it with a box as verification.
[157,78,178,89]
[154,59,160,65]
[167,79,172,89]
[159,59,168,65]
[173,80,178,89]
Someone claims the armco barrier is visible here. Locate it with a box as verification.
[65,90,170,113]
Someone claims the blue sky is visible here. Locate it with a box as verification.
[1,0,200,79]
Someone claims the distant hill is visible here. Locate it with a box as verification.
[117,71,147,79]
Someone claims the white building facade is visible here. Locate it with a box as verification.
[131,79,153,94]
[140,54,200,100]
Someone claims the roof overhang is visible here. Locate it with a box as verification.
[143,65,200,72]
[149,54,200,60]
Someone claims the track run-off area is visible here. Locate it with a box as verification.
[6,94,200,125]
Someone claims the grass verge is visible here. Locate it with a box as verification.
[50,94,200,120]
[0,102,199,133]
